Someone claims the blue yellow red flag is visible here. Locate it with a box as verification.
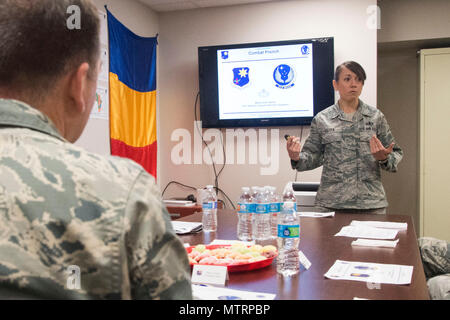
[106,9,157,178]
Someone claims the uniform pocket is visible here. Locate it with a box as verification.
[359,132,380,180]
[321,132,343,182]
[322,132,342,144]
[359,132,373,155]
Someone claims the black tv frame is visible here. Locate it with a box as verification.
[198,37,334,128]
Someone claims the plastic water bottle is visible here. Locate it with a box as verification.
[237,187,253,241]
[263,186,274,238]
[282,182,297,213]
[277,197,300,276]
[250,186,259,233]
[202,185,217,232]
[269,186,281,239]
[254,186,271,240]
[250,186,259,214]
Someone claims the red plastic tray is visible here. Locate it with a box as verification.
[186,244,277,273]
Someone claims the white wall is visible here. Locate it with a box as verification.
[158,0,377,204]
[75,0,160,177]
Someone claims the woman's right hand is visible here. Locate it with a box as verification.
[286,136,301,161]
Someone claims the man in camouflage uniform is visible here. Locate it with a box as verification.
[0,0,192,299]
[287,62,403,213]
[418,237,450,300]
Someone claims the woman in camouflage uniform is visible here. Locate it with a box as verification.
[287,61,403,214]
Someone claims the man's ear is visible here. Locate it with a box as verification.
[68,62,90,114]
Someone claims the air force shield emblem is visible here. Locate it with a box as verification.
[301,45,310,55]
[232,67,250,88]
[221,51,229,60]
[273,64,295,89]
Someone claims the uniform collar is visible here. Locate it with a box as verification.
[0,99,66,142]
[329,99,374,120]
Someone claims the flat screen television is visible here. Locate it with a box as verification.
[198,37,334,128]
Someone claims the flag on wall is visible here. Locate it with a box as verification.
[106,9,158,178]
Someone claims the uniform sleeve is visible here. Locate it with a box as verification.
[418,237,450,279]
[124,171,192,300]
[376,112,403,172]
[291,117,324,171]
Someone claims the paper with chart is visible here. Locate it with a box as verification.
[91,83,109,120]
[90,10,109,120]
[324,260,413,285]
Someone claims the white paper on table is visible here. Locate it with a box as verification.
[192,284,276,300]
[297,211,335,218]
[209,239,255,246]
[171,221,203,234]
[335,225,398,240]
[351,239,399,248]
[298,250,312,269]
[191,265,229,287]
[164,200,195,206]
[324,260,413,285]
[350,220,407,231]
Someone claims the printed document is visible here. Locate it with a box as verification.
[324,260,413,285]
[350,220,407,230]
[335,225,398,240]
[351,239,399,248]
[192,284,276,300]
[171,221,202,235]
[210,239,255,246]
[297,211,335,218]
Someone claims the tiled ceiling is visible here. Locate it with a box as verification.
[138,0,292,12]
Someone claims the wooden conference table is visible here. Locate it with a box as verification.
[177,209,429,300]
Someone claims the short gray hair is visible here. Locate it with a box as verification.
[0,0,100,94]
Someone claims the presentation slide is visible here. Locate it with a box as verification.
[217,43,313,120]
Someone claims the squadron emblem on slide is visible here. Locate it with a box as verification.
[273,64,295,89]
[232,67,250,88]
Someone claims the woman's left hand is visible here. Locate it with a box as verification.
[370,135,395,161]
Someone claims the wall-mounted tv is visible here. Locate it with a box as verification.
[198,37,334,128]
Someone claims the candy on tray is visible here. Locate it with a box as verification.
[187,244,278,267]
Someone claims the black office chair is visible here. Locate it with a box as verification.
[292,182,320,192]
[291,182,320,210]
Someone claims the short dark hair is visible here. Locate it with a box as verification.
[334,61,366,84]
[0,0,100,95]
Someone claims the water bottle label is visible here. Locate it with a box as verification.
[269,202,281,213]
[237,202,249,213]
[249,203,256,213]
[277,224,300,238]
[282,201,297,212]
[254,203,270,214]
[202,201,217,210]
